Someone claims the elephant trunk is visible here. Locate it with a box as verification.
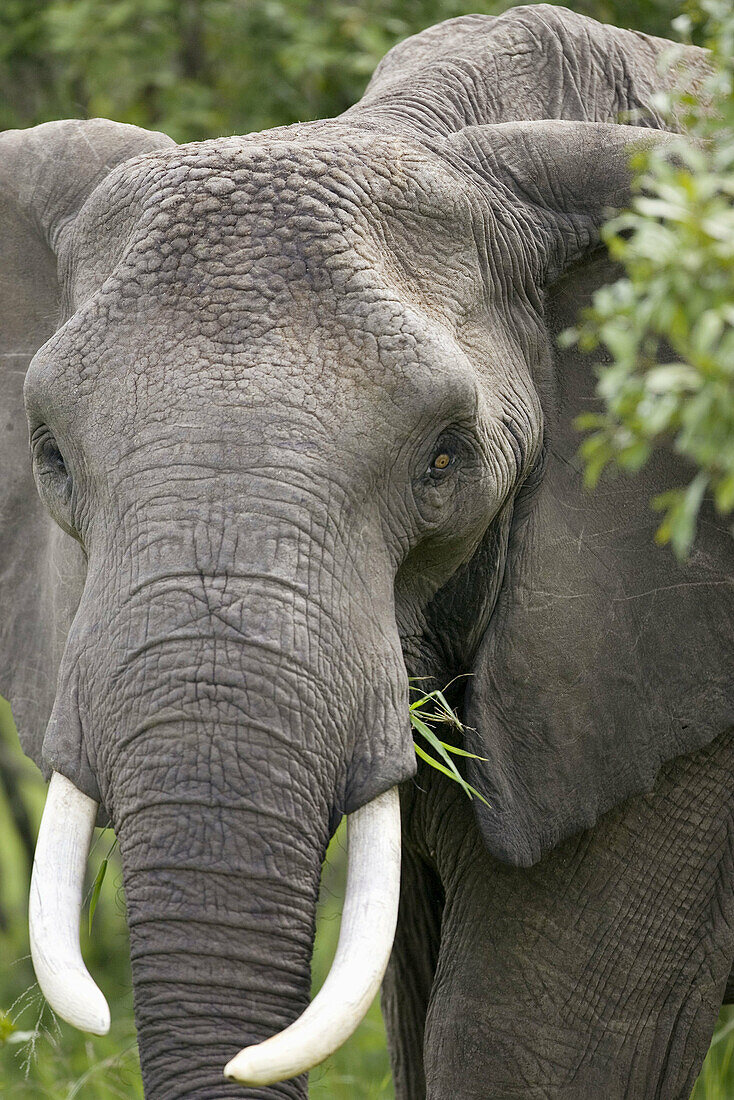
[224,786,401,1087]
[117,762,323,1100]
[30,552,412,1097]
[30,775,400,1093]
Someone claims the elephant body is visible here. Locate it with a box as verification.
[391,729,734,1099]
[1,6,731,1098]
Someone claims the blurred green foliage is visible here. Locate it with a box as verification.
[0,697,141,1098]
[567,0,734,557]
[0,0,696,142]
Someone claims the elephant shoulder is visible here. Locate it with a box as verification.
[354,5,708,134]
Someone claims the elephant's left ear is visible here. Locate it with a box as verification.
[445,119,682,282]
[446,120,734,868]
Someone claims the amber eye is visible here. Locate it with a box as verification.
[424,435,461,481]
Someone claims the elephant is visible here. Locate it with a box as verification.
[1,4,732,1097]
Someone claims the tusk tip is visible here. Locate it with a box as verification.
[39,968,111,1035]
[223,1047,266,1085]
[223,1043,298,1087]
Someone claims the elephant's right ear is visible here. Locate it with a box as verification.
[445,119,734,868]
[0,118,175,250]
[0,119,175,774]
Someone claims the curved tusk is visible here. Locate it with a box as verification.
[29,771,110,1035]
[224,785,401,1086]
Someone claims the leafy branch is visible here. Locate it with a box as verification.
[562,0,734,559]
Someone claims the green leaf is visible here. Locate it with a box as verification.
[88,858,108,937]
[436,740,487,760]
[644,364,701,394]
[412,746,491,807]
[411,716,464,783]
[561,1,734,556]
[463,782,491,808]
[653,471,709,559]
[413,744,462,783]
[409,681,490,805]
[0,1010,16,1045]
[714,473,734,512]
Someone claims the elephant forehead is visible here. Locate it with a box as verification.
[31,128,532,454]
[37,132,497,404]
[66,129,484,329]
[37,282,484,441]
[95,128,473,238]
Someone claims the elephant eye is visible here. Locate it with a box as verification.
[32,427,68,480]
[428,448,456,476]
[31,426,74,527]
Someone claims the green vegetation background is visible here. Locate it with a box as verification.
[0,1,732,1096]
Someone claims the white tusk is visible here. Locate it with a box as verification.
[224,785,401,1086]
[29,771,110,1035]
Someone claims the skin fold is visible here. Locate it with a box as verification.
[0,6,731,1098]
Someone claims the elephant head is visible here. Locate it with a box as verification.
[1,6,731,1098]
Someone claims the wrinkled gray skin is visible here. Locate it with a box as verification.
[1,6,732,1098]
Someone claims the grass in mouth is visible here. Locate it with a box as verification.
[409,679,490,806]
[84,683,486,932]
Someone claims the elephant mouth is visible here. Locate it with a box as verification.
[28,772,401,1088]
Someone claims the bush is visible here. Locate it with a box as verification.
[565,0,734,558]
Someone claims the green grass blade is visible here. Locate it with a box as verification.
[411,717,464,778]
[409,696,432,711]
[88,859,108,937]
[463,782,491,808]
[436,740,487,760]
[409,678,490,806]
[432,690,464,727]
[413,745,466,784]
[412,718,476,800]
